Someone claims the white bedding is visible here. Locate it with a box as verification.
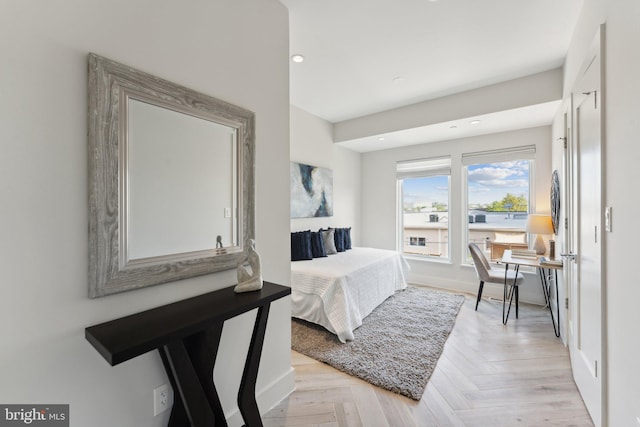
[290,247,409,342]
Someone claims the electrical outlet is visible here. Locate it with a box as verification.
[153,384,172,416]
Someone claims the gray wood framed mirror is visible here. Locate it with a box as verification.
[88,53,255,298]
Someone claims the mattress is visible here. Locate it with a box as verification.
[290,247,409,342]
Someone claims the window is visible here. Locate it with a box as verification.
[409,237,426,246]
[463,146,535,262]
[397,157,451,260]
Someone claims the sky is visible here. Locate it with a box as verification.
[403,160,530,208]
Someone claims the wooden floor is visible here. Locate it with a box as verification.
[264,290,594,427]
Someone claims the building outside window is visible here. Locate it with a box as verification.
[463,146,535,262]
[397,157,451,260]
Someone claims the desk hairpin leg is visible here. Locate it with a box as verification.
[553,269,560,337]
[538,267,560,337]
[502,263,520,325]
[503,263,508,323]
[538,267,550,308]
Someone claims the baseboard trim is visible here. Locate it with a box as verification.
[407,274,546,306]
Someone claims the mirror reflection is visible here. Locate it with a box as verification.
[126,98,238,261]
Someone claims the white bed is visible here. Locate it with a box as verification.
[290,247,409,342]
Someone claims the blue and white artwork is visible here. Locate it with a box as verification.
[291,162,333,218]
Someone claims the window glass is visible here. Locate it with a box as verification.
[400,174,450,259]
[466,160,531,261]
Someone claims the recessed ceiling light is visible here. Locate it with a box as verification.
[470,120,481,125]
[291,54,305,63]
[378,137,385,141]
[449,125,458,129]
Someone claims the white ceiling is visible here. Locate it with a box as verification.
[281,0,583,150]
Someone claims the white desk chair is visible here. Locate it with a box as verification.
[468,243,525,321]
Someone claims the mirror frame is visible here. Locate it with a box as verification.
[88,53,255,298]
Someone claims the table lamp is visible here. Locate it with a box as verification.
[526,214,554,255]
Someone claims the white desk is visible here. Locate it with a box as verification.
[500,251,563,337]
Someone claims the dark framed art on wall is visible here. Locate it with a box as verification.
[551,169,560,235]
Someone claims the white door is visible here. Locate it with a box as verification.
[566,26,605,427]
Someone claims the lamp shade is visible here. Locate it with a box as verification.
[526,214,553,255]
[526,214,554,235]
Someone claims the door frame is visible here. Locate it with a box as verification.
[560,99,572,344]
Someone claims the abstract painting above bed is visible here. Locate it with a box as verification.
[290,161,333,218]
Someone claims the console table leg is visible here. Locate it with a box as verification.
[238,304,270,427]
[159,349,190,427]
[184,326,227,425]
[160,341,218,427]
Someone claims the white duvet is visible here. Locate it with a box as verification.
[290,247,409,342]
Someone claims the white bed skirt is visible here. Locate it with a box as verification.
[290,247,409,342]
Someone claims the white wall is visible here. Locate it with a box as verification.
[361,126,552,305]
[290,106,362,244]
[0,1,292,426]
[552,0,640,425]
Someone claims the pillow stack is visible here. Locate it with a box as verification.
[291,227,352,261]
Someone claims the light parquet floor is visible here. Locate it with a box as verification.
[264,289,594,427]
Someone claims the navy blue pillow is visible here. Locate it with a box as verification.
[333,228,346,252]
[310,231,327,258]
[291,231,313,261]
[343,227,352,250]
[330,227,352,251]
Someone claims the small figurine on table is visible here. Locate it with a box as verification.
[234,239,263,293]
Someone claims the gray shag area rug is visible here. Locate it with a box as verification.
[291,286,465,400]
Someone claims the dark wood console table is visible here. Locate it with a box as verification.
[85,281,291,427]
